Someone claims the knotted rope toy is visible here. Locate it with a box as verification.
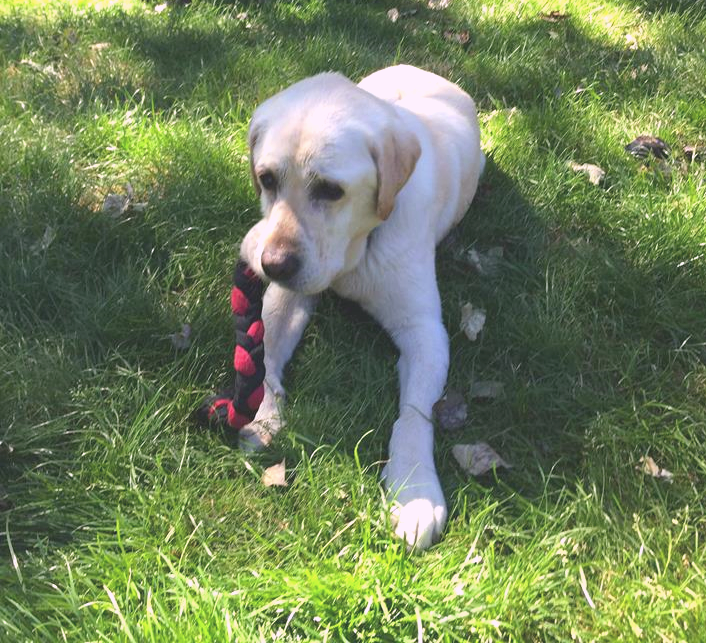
[196,260,266,430]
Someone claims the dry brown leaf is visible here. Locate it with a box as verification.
[452,443,511,476]
[683,145,706,162]
[568,161,606,185]
[464,246,504,277]
[101,184,147,218]
[262,459,288,487]
[20,58,60,78]
[387,7,417,22]
[637,456,673,482]
[102,193,130,218]
[625,135,670,160]
[469,380,504,400]
[433,390,468,431]
[540,10,569,22]
[460,303,486,341]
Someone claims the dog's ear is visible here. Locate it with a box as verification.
[370,121,421,220]
[248,120,262,197]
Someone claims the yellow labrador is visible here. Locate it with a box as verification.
[240,65,484,549]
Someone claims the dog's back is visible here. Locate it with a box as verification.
[360,65,484,243]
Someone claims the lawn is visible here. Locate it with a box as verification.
[1,0,706,640]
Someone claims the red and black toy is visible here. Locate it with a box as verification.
[197,260,265,430]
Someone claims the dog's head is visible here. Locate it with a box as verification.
[240,73,420,294]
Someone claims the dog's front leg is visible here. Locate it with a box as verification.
[381,307,449,550]
[239,282,317,451]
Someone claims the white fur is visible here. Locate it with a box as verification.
[240,65,484,549]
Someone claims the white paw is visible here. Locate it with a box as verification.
[238,381,285,452]
[382,461,448,550]
[238,413,283,452]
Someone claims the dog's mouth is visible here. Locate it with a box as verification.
[241,225,334,296]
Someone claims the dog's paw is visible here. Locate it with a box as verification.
[239,379,285,452]
[238,414,283,452]
[382,461,448,550]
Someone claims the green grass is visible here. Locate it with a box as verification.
[2,0,706,640]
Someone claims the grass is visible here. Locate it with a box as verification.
[1,0,706,640]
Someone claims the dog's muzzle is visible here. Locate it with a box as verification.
[260,244,301,282]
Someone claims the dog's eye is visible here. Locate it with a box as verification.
[311,180,344,202]
[258,171,277,191]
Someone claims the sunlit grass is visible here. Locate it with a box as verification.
[2,0,706,640]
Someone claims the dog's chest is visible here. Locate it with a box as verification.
[331,265,375,308]
[331,238,413,322]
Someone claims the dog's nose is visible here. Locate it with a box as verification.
[261,245,301,281]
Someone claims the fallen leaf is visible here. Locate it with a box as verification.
[568,161,606,185]
[262,459,288,487]
[460,303,486,341]
[443,30,470,45]
[101,184,147,218]
[625,33,638,50]
[433,390,468,431]
[539,10,569,21]
[625,135,670,160]
[428,0,451,9]
[463,246,504,277]
[387,7,417,22]
[469,380,504,400]
[452,443,511,476]
[102,193,130,218]
[20,58,60,78]
[637,455,673,482]
[30,225,57,254]
[683,145,705,162]
[170,323,192,350]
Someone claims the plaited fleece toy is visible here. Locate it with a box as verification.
[197,260,265,431]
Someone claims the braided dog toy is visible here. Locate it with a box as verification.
[197,260,266,430]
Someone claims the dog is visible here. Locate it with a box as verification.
[240,65,484,549]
